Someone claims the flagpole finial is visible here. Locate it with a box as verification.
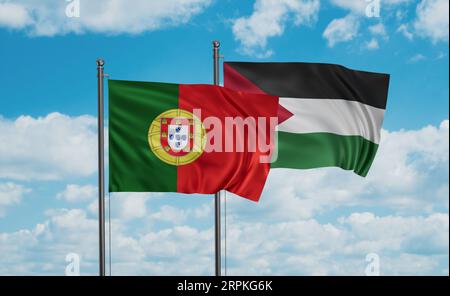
[97,58,105,67]
[213,40,220,48]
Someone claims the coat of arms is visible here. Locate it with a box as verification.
[148,109,205,166]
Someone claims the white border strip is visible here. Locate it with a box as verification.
[278,97,385,144]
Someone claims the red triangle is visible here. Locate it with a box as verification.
[277,102,294,124]
[224,63,293,124]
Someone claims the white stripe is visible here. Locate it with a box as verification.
[278,97,385,144]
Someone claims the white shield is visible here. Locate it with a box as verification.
[167,124,189,151]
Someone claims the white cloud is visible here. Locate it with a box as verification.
[363,24,386,51]
[224,213,448,275]
[192,203,212,219]
[0,2,31,29]
[111,193,152,221]
[231,0,320,57]
[397,23,414,40]
[150,205,188,225]
[339,212,449,256]
[0,117,448,275]
[228,120,449,221]
[327,0,418,48]
[56,184,97,203]
[151,205,186,224]
[436,52,447,60]
[323,16,387,50]
[364,37,379,50]
[385,0,414,3]
[330,0,413,15]
[323,14,359,47]
[0,113,97,180]
[0,206,214,275]
[329,0,366,14]
[1,204,447,275]
[0,0,211,36]
[149,202,212,225]
[0,208,100,275]
[413,0,449,43]
[369,23,386,37]
[0,182,30,217]
[408,53,427,63]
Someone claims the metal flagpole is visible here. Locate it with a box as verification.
[96,58,106,276]
[212,40,221,276]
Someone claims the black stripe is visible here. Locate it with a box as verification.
[225,62,390,109]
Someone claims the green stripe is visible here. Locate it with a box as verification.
[109,80,179,192]
[271,131,379,177]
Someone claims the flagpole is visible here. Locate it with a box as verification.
[212,40,221,276]
[96,58,106,277]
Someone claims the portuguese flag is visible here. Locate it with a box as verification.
[224,62,390,177]
[108,80,279,201]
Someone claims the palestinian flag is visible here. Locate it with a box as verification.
[224,62,390,176]
[108,80,278,201]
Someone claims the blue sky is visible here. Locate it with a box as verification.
[0,0,448,275]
